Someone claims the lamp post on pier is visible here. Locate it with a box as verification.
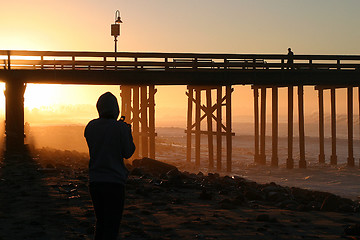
[111,10,123,69]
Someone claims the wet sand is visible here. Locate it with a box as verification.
[0,149,360,240]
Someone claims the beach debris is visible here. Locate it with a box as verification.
[197,172,204,177]
[195,233,205,239]
[321,195,356,212]
[320,195,341,212]
[140,210,152,215]
[256,214,277,222]
[233,194,245,204]
[244,187,265,201]
[132,158,178,176]
[68,195,81,199]
[130,167,145,176]
[256,214,270,222]
[344,224,360,236]
[166,168,180,177]
[128,165,360,214]
[199,189,212,200]
[37,167,58,173]
[135,187,150,197]
[46,163,55,169]
[218,198,237,209]
[257,227,267,232]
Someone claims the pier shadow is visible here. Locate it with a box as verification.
[0,149,94,239]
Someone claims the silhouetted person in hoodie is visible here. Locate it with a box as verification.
[85,92,135,240]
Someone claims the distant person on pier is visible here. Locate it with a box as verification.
[85,92,135,240]
[287,48,294,69]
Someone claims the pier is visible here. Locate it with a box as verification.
[1,50,360,170]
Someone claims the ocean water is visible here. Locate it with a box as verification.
[155,127,360,168]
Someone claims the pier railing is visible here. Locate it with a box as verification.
[1,50,360,71]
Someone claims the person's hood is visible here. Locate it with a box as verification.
[96,92,120,119]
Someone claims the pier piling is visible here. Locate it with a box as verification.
[287,86,294,169]
[186,86,233,172]
[260,87,267,165]
[5,79,26,155]
[347,87,354,167]
[206,88,214,170]
[186,87,194,164]
[330,88,337,165]
[216,86,222,171]
[318,87,325,163]
[271,86,278,167]
[253,86,260,163]
[120,85,157,159]
[298,85,306,168]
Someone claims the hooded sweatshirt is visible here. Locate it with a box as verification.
[84,92,135,185]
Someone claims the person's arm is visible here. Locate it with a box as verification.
[120,122,135,159]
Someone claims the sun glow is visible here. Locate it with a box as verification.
[24,84,63,110]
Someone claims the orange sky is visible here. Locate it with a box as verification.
[0,1,359,126]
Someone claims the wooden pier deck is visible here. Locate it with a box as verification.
[1,50,360,170]
[0,50,359,85]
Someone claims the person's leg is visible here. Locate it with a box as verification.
[102,183,125,240]
[89,182,106,240]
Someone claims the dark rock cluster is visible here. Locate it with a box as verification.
[129,158,360,213]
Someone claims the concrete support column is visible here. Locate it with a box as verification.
[5,79,26,155]
[318,88,325,163]
[287,86,294,169]
[298,85,306,168]
[330,88,337,165]
[260,87,266,165]
[347,87,354,166]
[271,86,278,167]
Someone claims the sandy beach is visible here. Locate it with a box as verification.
[0,148,359,240]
